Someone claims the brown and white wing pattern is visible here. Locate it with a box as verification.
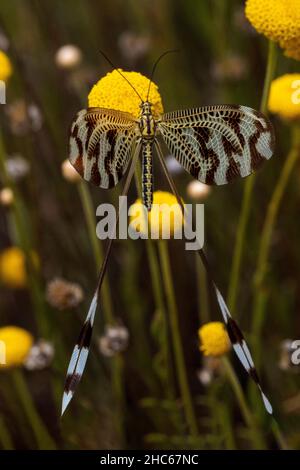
[158,105,275,185]
[69,107,139,188]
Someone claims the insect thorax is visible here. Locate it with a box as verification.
[139,101,157,140]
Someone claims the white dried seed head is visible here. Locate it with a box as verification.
[0,187,14,206]
[55,45,82,69]
[61,159,81,183]
[186,180,211,200]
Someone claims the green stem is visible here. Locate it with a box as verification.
[252,126,300,339]
[195,253,210,323]
[260,41,278,115]
[0,414,14,450]
[78,182,114,323]
[11,369,56,449]
[227,40,277,316]
[222,357,266,449]
[271,419,289,450]
[133,166,175,397]
[77,182,126,446]
[158,240,199,436]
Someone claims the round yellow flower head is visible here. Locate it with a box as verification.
[245,0,300,60]
[0,247,39,289]
[198,322,231,357]
[88,69,164,118]
[268,74,300,121]
[0,50,12,82]
[0,326,33,368]
[129,191,183,239]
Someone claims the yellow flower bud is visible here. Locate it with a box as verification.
[245,0,300,60]
[198,322,231,357]
[268,74,300,121]
[129,191,183,239]
[0,50,12,82]
[0,247,39,289]
[0,326,33,368]
[88,69,163,118]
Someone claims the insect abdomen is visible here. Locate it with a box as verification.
[142,142,153,211]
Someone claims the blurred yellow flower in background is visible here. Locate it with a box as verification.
[198,322,231,357]
[0,247,39,289]
[0,326,33,368]
[0,50,12,82]
[245,0,300,60]
[268,74,300,121]
[129,191,183,239]
[88,69,164,118]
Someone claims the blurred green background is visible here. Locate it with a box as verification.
[0,0,299,450]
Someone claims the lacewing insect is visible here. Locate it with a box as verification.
[63,52,275,416]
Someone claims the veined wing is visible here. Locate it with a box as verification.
[158,105,275,185]
[69,107,139,188]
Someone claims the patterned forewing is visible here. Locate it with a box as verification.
[69,107,138,188]
[158,105,275,185]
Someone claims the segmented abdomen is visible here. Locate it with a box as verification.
[142,141,153,211]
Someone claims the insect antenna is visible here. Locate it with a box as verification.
[99,49,144,102]
[146,49,178,102]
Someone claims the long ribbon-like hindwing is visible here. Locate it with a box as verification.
[154,140,273,415]
[62,142,141,415]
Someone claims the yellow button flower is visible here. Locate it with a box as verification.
[268,74,300,121]
[0,50,12,82]
[129,191,183,239]
[245,0,300,60]
[88,69,164,118]
[0,326,33,368]
[198,322,231,357]
[0,247,39,289]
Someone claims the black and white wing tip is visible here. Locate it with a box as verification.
[215,285,273,415]
[61,294,98,416]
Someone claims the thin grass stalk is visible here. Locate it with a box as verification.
[271,419,289,450]
[221,357,266,449]
[227,40,277,316]
[252,126,300,343]
[11,369,56,449]
[195,254,210,324]
[133,164,175,398]
[0,414,14,450]
[78,181,114,323]
[158,239,199,436]
[77,181,125,446]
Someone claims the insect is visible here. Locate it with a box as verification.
[63,53,275,416]
[70,99,274,213]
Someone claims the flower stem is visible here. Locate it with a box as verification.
[221,356,266,449]
[133,165,175,397]
[77,182,126,445]
[158,239,199,436]
[271,419,289,450]
[11,369,56,449]
[78,182,114,323]
[227,40,277,316]
[260,41,278,115]
[252,126,300,342]
[195,253,210,323]
[0,414,14,450]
